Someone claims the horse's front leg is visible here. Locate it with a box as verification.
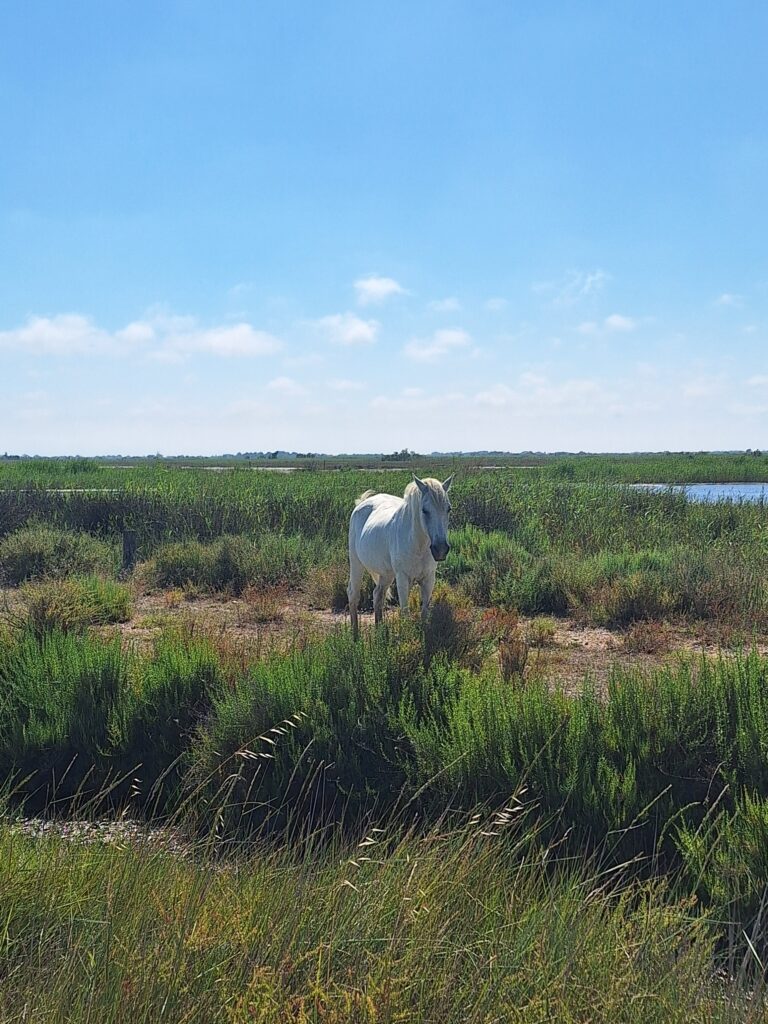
[395,571,411,616]
[419,569,436,623]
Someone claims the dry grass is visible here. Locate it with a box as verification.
[237,584,287,624]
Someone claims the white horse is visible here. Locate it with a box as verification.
[347,475,454,638]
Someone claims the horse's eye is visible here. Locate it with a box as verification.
[423,509,430,518]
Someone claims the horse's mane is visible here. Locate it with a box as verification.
[403,478,448,512]
[354,488,378,507]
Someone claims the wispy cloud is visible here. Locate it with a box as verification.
[534,269,610,306]
[428,296,461,312]
[0,312,283,359]
[475,373,607,414]
[716,292,743,307]
[681,375,724,399]
[578,314,636,335]
[404,328,473,362]
[167,323,282,357]
[327,378,365,391]
[484,297,508,311]
[354,274,406,305]
[267,376,307,396]
[314,312,379,346]
[604,313,636,332]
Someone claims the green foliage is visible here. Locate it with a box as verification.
[0,629,127,805]
[113,634,226,807]
[3,622,768,849]
[0,821,734,1023]
[21,576,132,634]
[1,460,766,627]
[677,793,768,960]
[147,533,330,594]
[0,524,116,584]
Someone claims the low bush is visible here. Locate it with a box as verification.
[147,534,329,594]
[677,793,768,962]
[0,524,116,584]
[527,615,557,647]
[21,576,132,634]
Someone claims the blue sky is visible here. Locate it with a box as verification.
[2,1,767,454]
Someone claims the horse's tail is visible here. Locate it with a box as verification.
[354,489,377,507]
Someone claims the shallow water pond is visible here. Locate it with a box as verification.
[633,482,768,502]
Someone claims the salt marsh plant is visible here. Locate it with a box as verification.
[0,524,117,584]
[21,575,132,634]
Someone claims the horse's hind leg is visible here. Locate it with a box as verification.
[347,549,364,640]
[374,573,394,626]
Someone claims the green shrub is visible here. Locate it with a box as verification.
[677,793,768,962]
[113,635,225,807]
[148,533,328,594]
[0,629,128,806]
[527,616,557,647]
[21,576,132,634]
[0,525,116,584]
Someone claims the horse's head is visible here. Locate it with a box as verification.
[412,474,453,561]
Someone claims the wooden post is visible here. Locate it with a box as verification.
[122,529,137,574]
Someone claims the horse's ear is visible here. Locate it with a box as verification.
[441,475,454,492]
[412,474,428,495]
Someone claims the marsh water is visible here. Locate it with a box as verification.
[633,482,768,502]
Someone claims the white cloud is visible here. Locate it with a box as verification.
[716,293,743,307]
[404,328,472,362]
[354,275,406,305]
[747,375,768,388]
[577,321,598,335]
[428,297,461,312]
[604,313,636,332]
[475,384,515,406]
[267,376,307,396]
[167,323,282,357]
[0,311,283,360]
[327,378,365,392]
[578,314,636,335]
[474,374,605,413]
[315,312,379,346]
[484,297,508,311]
[0,314,112,355]
[535,269,610,306]
[682,375,724,399]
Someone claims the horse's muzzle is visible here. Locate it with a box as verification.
[430,541,450,562]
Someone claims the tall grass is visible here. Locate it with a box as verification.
[0,818,747,1023]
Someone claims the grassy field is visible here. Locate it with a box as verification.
[1,454,768,1019]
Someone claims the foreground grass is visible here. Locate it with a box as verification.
[0,818,754,1024]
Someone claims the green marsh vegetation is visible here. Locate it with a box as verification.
[1,456,767,626]
[1,455,768,1015]
[1,619,768,1016]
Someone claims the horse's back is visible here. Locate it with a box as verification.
[349,492,403,573]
